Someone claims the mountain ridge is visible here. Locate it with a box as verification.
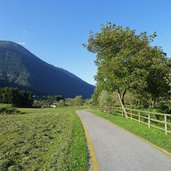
[0,40,95,98]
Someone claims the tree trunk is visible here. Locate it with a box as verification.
[117,90,128,118]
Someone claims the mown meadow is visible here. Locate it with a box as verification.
[0,106,88,171]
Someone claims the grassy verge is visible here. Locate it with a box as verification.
[0,106,88,171]
[89,109,171,153]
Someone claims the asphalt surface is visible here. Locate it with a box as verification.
[77,110,171,171]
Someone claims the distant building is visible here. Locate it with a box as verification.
[50,104,57,108]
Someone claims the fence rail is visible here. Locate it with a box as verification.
[112,107,171,135]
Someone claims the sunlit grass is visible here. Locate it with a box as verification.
[0,106,88,171]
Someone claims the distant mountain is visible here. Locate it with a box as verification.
[0,41,95,98]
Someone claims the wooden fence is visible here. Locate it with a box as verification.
[113,107,171,135]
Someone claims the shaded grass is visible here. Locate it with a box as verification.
[0,107,88,171]
[0,104,13,108]
[89,109,171,153]
[0,104,25,115]
[0,108,25,115]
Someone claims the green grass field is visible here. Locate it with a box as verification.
[0,106,88,171]
[89,109,171,153]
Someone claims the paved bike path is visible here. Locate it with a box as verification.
[77,110,171,171]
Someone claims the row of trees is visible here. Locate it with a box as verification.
[0,87,88,108]
[85,23,171,115]
[34,95,85,108]
[0,87,33,107]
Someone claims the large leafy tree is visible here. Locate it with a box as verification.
[85,23,170,116]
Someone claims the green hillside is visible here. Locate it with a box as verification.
[0,41,95,98]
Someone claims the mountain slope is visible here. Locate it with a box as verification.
[0,41,95,98]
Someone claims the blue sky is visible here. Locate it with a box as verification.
[0,0,171,85]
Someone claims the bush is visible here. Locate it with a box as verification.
[66,96,83,106]
[98,90,114,113]
[0,108,25,115]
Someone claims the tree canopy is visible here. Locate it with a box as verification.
[0,87,33,107]
[85,23,170,115]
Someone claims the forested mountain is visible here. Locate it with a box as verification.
[0,41,95,98]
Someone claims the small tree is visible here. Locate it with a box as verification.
[98,90,114,114]
[65,96,83,106]
[65,98,74,106]
[57,100,65,107]
[73,96,83,106]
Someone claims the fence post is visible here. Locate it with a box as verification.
[148,113,150,128]
[164,115,167,135]
[138,112,140,124]
[130,110,132,120]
